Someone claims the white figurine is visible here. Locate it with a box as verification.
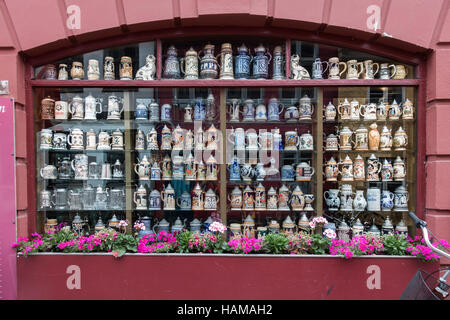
[135,54,156,80]
[290,54,311,80]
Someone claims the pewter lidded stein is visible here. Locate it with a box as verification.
[199,44,219,79]
[163,45,181,79]
[252,44,272,79]
[218,43,234,80]
[312,58,329,80]
[272,46,285,80]
[235,44,252,79]
[180,47,199,80]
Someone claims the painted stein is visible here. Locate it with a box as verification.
[290,185,305,211]
[40,189,53,209]
[325,133,339,151]
[246,130,259,151]
[393,156,406,181]
[254,162,266,181]
[281,165,295,181]
[97,130,111,150]
[104,56,115,80]
[396,219,409,236]
[101,163,112,180]
[367,221,381,237]
[394,186,409,211]
[299,95,314,120]
[191,183,204,210]
[298,213,310,233]
[84,94,102,120]
[160,125,172,150]
[149,100,160,122]
[345,59,363,79]
[235,44,252,79]
[148,189,161,210]
[54,100,69,119]
[267,98,284,121]
[338,98,351,120]
[299,132,314,150]
[147,126,159,150]
[242,215,255,238]
[328,57,347,79]
[107,95,124,120]
[184,153,196,180]
[67,128,84,150]
[389,99,402,120]
[368,123,380,151]
[40,164,58,179]
[376,100,389,120]
[206,154,218,181]
[323,101,337,120]
[70,61,84,80]
[71,154,88,180]
[402,98,414,120]
[229,99,241,122]
[339,155,354,181]
[229,223,242,238]
[134,155,151,180]
[337,220,351,242]
[296,162,315,181]
[379,63,396,79]
[206,124,219,150]
[284,105,299,122]
[150,161,161,181]
[381,158,394,181]
[180,47,199,80]
[172,125,185,150]
[257,227,268,239]
[278,184,290,210]
[112,159,123,179]
[240,163,254,181]
[259,131,273,151]
[185,129,194,150]
[229,155,241,181]
[353,154,365,181]
[134,184,148,210]
[199,44,219,79]
[119,56,133,80]
[88,162,100,179]
[393,126,408,151]
[40,129,53,149]
[380,126,393,151]
[252,44,272,79]
[85,129,97,150]
[135,129,145,150]
[312,58,329,79]
[161,103,172,121]
[242,99,256,122]
[190,218,202,234]
[254,183,266,210]
[217,43,234,79]
[354,124,368,151]
[282,216,296,236]
[206,93,217,121]
[325,156,339,181]
[362,60,380,79]
[163,45,181,79]
[266,187,278,210]
[68,95,84,120]
[367,154,382,181]
[273,128,282,151]
[229,186,243,210]
[393,64,407,79]
[172,155,184,180]
[53,132,67,150]
[255,103,267,121]
[382,216,395,235]
[135,102,148,120]
[193,98,206,121]
[284,130,299,150]
[367,187,381,211]
[87,59,100,80]
[339,126,354,151]
[353,190,367,211]
[360,103,377,121]
[161,183,176,210]
[267,219,280,234]
[94,187,109,210]
[350,98,361,120]
[53,187,68,209]
[195,127,205,151]
[352,219,364,238]
[272,46,285,80]
[381,190,395,211]
[171,217,186,233]
[242,185,254,210]
[184,104,193,122]
[57,64,68,80]
[153,218,170,234]
[161,154,172,180]
[204,189,219,210]
[339,184,354,212]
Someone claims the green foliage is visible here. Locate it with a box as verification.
[263,233,289,254]
[308,234,331,255]
[383,234,409,256]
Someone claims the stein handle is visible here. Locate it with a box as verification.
[266,52,272,64]
[359,104,367,117]
[337,103,343,115]
[404,134,408,147]
[278,104,285,114]
[372,63,380,76]
[357,62,364,77]
[68,102,74,115]
[176,197,181,207]
[338,62,347,77]
[133,192,138,205]
[71,159,76,172]
[134,163,140,175]
[324,191,330,200]
[322,61,329,74]
[377,162,382,173]
[96,100,103,114]
[389,192,395,201]
[40,168,45,179]
[310,104,315,117]
[310,167,316,177]
[389,64,397,79]
[180,58,185,75]
[67,134,73,146]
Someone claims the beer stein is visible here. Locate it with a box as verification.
[228,155,241,181]
[325,157,339,182]
[83,129,95,150]
[95,186,109,210]
[71,154,88,180]
[87,59,100,80]
[290,186,305,211]
[135,129,145,150]
[299,132,314,150]
[205,124,219,150]
[354,124,368,151]
[67,128,84,150]
[41,97,55,119]
[395,219,409,236]
[381,158,393,181]
[312,58,328,80]
[393,156,406,181]
[101,163,112,180]
[88,162,101,179]
[111,129,124,150]
[54,100,69,120]
[161,183,176,211]
[324,101,337,121]
[172,155,184,180]
[259,131,273,151]
[177,191,192,210]
[381,190,395,212]
[58,158,72,179]
[338,126,354,151]
[252,44,272,79]
[328,57,347,79]
[246,130,259,151]
[199,44,219,79]
[360,103,377,121]
[134,155,151,180]
[255,103,267,121]
[40,189,53,209]
[254,183,266,210]
[161,154,173,180]
[338,98,351,120]
[217,43,234,80]
[281,165,295,181]
[376,100,389,120]
[380,126,393,151]
[228,99,241,122]
[40,129,53,150]
[296,162,315,181]
[185,129,194,150]
[112,159,123,179]
[70,61,84,80]
[180,47,199,80]
[379,63,396,79]
[339,184,354,212]
[353,154,365,181]
[163,45,181,79]
[68,95,84,120]
[57,64,68,80]
[206,155,218,181]
[161,103,172,122]
[84,94,102,120]
[194,127,205,151]
[282,216,296,236]
[148,190,161,210]
[393,64,407,79]
[146,126,159,150]
[339,155,354,181]
[235,43,252,79]
[191,183,204,210]
[97,130,111,150]
[325,133,339,151]
[53,188,69,210]
[366,154,382,181]
[393,126,408,151]
[184,153,196,180]
[104,56,115,80]
[352,219,364,238]
[150,161,161,181]
[367,188,381,211]
[345,59,363,79]
[272,46,285,80]
[278,184,290,211]
[337,220,350,242]
[362,60,380,79]
[324,189,340,211]
[394,186,409,211]
[242,215,256,238]
[353,190,367,211]
[284,130,299,150]
[402,98,414,120]
[135,102,148,120]
[284,105,299,122]
[107,95,124,120]
[389,99,402,120]
[304,194,315,211]
[299,94,314,120]
[196,159,206,181]
[273,129,282,151]
[68,190,83,210]
[368,123,380,151]
[204,189,219,210]
[184,104,193,122]
[240,163,254,181]
[149,100,160,122]
[266,187,278,211]
[119,56,133,80]
[134,185,148,210]
[194,98,206,121]
[242,99,256,122]
[229,186,243,210]
[160,124,172,150]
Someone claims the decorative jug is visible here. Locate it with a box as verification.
[353,190,367,211]
[162,183,176,210]
[393,64,407,79]
[312,58,328,79]
[217,43,234,79]
[199,44,219,79]
[381,190,395,211]
[299,94,314,120]
[272,46,285,80]
[393,156,406,181]
[229,155,241,181]
[163,45,181,79]
[180,47,199,80]
[252,44,272,79]
[393,126,408,151]
[324,189,340,211]
[235,44,252,79]
[107,95,124,120]
[367,154,382,181]
[70,61,84,80]
[240,163,254,181]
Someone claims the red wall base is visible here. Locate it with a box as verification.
[17,254,438,300]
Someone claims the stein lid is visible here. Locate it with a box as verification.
[193,182,202,191]
[338,220,350,230]
[273,45,283,54]
[342,154,352,163]
[244,185,253,192]
[300,94,311,103]
[382,216,394,229]
[232,186,242,195]
[159,218,170,227]
[396,219,408,232]
[382,125,391,133]
[394,156,404,163]
[368,153,378,161]
[230,223,241,229]
[340,126,352,133]
[369,123,378,130]
[243,214,255,226]
[237,43,248,53]
[109,214,119,224]
[173,217,184,227]
[162,124,171,133]
[395,185,407,193]
[72,214,83,224]
[396,126,405,133]
[205,188,216,197]
[137,184,146,192]
[95,217,105,229]
[185,47,197,56]
[383,158,391,165]
[165,183,174,192]
[368,221,380,234]
[268,219,280,228]
[292,185,303,193]
[254,44,266,53]
[391,99,398,106]
[297,162,310,168]
[150,189,161,196]
[190,218,201,227]
[279,184,289,192]
[267,186,277,195]
[206,155,217,164]
[282,216,295,228]
[328,156,337,164]
[352,218,364,229]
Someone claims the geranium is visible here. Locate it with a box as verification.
[227,236,263,254]
[323,229,337,239]
[330,235,384,259]
[309,217,329,230]
[133,222,145,232]
[208,221,227,234]
[406,236,449,262]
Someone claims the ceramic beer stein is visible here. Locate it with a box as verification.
[161,103,172,121]
[150,161,161,181]
[112,159,123,179]
[119,56,133,80]
[325,133,339,151]
[401,98,414,120]
[235,43,252,79]
[362,60,380,79]
[296,162,315,181]
[354,124,369,151]
[111,129,124,150]
[199,44,219,79]
[284,130,299,150]
[134,185,148,210]
[104,56,115,80]
[41,97,55,120]
[353,155,365,181]
[368,123,380,151]
[366,154,382,181]
[87,59,100,80]
[252,44,272,79]
[338,98,351,120]
[381,190,395,212]
[360,103,377,121]
[393,186,409,211]
[160,125,172,150]
[325,156,339,182]
[376,100,389,120]
[40,164,58,179]
[191,183,204,210]
[324,189,340,211]
[272,46,285,80]
[70,61,84,80]
[339,126,354,151]
[206,93,217,121]
[393,156,406,181]
[278,184,290,211]
[242,99,256,122]
[163,45,181,79]
[134,155,151,180]
[135,102,148,120]
[350,98,361,120]
[366,187,381,211]
[268,98,284,121]
[345,59,363,79]
[389,99,402,120]
[254,183,266,210]
[84,94,102,120]
[229,186,243,210]
[299,132,314,150]
[379,63,396,79]
[40,129,53,150]
[204,189,219,210]
[353,190,367,211]
[177,191,192,210]
[266,187,278,210]
[328,57,347,79]
[312,58,328,79]
[381,158,394,181]
[172,155,184,180]
[339,155,354,181]
[135,129,145,150]
[97,130,111,150]
[67,128,84,150]
[180,47,199,80]
[149,100,160,122]
[71,154,88,180]
[85,129,97,150]
[393,64,407,79]
[299,95,314,120]
[107,95,124,120]
[68,95,84,120]
[393,126,408,151]
[284,105,299,122]
[206,155,218,181]
[161,154,173,180]
[228,99,241,122]
[339,184,354,212]
[161,183,176,210]
[53,132,67,150]
[147,126,159,150]
[217,43,234,80]
[380,126,393,151]
[58,64,68,80]
[54,100,69,120]
[281,165,295,181]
